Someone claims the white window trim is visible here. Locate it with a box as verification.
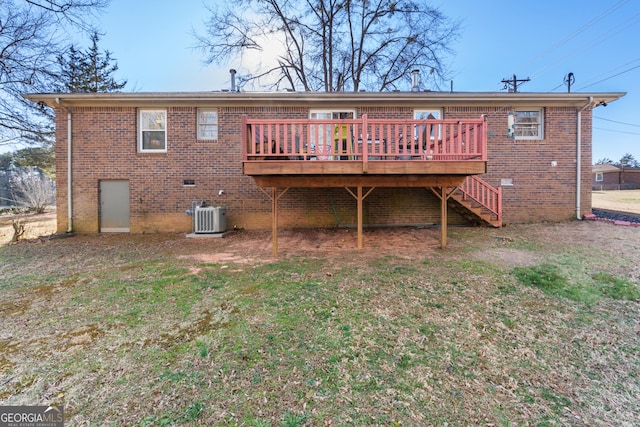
[309,110,356,159]
[197,108,219,141]
[513,108,544,141]
[413,109,442,120]
[595,172,604,182]
[138,109,167,153]
[414,109,443,140]
[309,109,356,119]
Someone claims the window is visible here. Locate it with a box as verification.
[414,109,442,140]
[198,109,218,141]
[309,110,355,159]
[596,172,604,182]
[138,109,167,152]
[513,108,544,140]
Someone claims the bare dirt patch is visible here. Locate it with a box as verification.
[0,208,635,270]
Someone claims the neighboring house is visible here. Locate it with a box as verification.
[25,90,624,253]
[592,164,640,190]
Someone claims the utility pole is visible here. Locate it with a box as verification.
[501,74,530,93]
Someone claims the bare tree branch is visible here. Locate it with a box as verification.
[1,0,109,148]
[197,0,460,92]
[10,167,55,213]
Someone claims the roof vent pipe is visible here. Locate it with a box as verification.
[411,69,420,92]
[230,69,237,92]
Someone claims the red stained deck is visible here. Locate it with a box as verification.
[241,114,493,255]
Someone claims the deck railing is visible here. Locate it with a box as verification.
[242,114,487,163]
[459,175,503,223]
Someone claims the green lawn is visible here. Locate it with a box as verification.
[1,222,639,426]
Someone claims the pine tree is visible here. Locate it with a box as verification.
[57,32,127,93]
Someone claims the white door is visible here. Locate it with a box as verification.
[309,110,355,159]
[100,180,130,232]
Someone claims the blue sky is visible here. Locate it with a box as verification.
[95,0,640,163]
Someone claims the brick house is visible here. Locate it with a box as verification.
[25,91,623,252]
[592,164,640,190]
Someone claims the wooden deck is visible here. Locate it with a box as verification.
[242,114,487,175]
[244,158,486,176]
[241,115,490,255]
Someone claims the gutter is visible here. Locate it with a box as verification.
[24,91,627,109]
[56,97,73,233]
[576,96,593,220]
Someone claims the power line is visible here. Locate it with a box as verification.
[593,126,640,136]
[537,12,640,86]
[574,57,640,90]
[514,0,631,76]
[594,116,640,128]
[548,57,640,92]
[576,63,640,90]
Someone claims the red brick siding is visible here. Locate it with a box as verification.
[446,106,592,223]
[55,103,592,234]
[593,170,640,190]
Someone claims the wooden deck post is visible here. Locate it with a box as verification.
[357,186,363,249]
[258,186,290,256]
[430,186,458,249]
[272,187,278,257]
[345,186,375,249]
[440,186,448,249]
[253,177,468,253]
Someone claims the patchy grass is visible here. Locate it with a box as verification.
[0,221,639,426]
[513,264,640,304]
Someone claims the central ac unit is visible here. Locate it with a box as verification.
[194,206,227,233]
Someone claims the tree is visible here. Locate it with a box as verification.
[0,147,54,207]
[0,0,109,148]
[0,153,15,206]
[57,31,127,93]
[196,0,460,92]
[10,167,55,213]
[618,153,639,169]
[595,154,640,168]
[595,158,614,165]
[13,146,55,178]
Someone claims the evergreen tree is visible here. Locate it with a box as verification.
[618,153,639,169]
[57,32,127,93]
[1,0,109,148]
[13,147,55,179]
[0,153,15,206]
[595,158,614,165]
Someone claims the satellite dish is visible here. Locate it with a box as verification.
[564,72,575,93]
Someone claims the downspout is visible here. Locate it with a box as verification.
[56,98,73,232]
[576,96,593,220]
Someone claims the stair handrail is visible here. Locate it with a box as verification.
[459,175,502,224]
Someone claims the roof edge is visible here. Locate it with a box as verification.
[23,90,626,108]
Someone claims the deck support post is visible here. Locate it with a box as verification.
[358,187,363,248]
[345,186,375,249]
[253,176,468,253]
[272,187,278,256]
[430,186,459,249]
[440,187,448,248]
[258,186,290,256]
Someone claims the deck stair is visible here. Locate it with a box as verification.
[434,175,502,228]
